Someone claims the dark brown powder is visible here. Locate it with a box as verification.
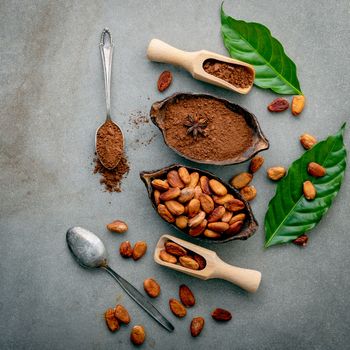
[203,59,254,89]
[94,154,129,192]
[161,96,253,162]
[96,120,123,169]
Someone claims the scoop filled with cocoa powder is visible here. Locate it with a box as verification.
[147,39,255,94]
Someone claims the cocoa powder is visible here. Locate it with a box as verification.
[94,155,129,192]
[203,59,254,88]
[161,95,253,161]
[96,120,123,169]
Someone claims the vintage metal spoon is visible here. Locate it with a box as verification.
[66,227,174,332]
[96,28,124,169]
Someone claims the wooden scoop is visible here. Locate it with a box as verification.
[147,39,255,94]
[154,234,261,293]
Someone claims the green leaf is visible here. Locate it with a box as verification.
[221,4,302,95]
[265,124,347,248]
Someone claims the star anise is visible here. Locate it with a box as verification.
[183,115,208,140]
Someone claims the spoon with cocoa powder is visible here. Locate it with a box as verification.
[96,29,124,169]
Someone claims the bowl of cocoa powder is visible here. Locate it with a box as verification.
[150,93,269,165]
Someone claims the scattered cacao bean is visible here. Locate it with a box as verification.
[169,298,187,318]
[130,325,146,345]
[267,97,289,112]
[114,304,131,324]
[157,70,172,92]
[132,241,147,261]
[179,284,196,307]
[230,172,253,189]
[300,133,317,150]
[307,162,326,177]
[240,185,257,201]
[211,308,232,322]
[267,167,286,181]
[143,278,161,298]
[293,234,309,247]
[105,308,120,332]
[190,317,205,337]
[107,220,128,233]
[291,95,305,116]
[303,180,316,200]
[249,156,264,173]
[119,241,133,258]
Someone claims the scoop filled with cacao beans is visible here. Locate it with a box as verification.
[154,234,261,293]
[140,164,258,243]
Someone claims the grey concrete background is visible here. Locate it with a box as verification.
[0,0,349,349]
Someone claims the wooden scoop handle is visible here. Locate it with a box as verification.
[213,260,261,293]
[147,39,194,71]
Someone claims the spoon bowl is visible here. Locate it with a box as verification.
[66,227,107,268]
[147,39,255,94]
[96,28,124,169]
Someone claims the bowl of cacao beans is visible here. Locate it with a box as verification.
[150,93,269,165]
[140,164,258,243]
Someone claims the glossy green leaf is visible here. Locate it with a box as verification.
[221,5,302,95]
[265,124,347,248]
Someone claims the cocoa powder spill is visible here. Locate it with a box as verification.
[96,120,123,169]
[94,154,129,192]
[161,95,253,161]
[203,59,254,89]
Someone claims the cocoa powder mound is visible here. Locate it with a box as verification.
[96,120,123,169]
[203,59,254,89]
[161,96,253,161]
[94,154,129,192]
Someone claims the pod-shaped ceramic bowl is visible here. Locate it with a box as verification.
[150,93,269,165]
[140,164,258,243]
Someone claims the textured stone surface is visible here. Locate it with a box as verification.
[0,0,349,349]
